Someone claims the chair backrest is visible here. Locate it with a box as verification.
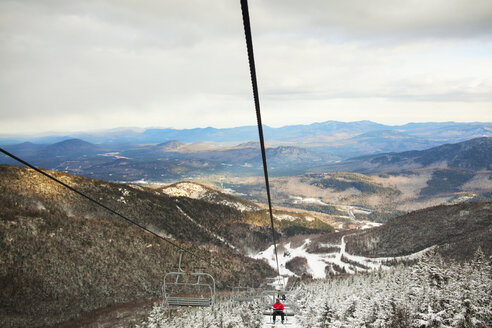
[162,271,216,307]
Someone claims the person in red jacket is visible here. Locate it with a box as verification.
[273,298,285,324]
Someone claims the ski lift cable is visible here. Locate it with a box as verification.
[240,0,281,278]
[0,147,223,270]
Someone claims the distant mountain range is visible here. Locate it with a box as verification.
[0,138,335,179]
[1,120,491,158]
[316,136,492,173]
[1,134,490,184]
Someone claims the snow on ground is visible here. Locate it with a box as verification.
[359,221,382,229]
[252,235,436,278]
[352,207,373,215]
[263,313,298,327]
[116,187,131,203]
[163,182,208,198]
[221,187,246,196]
[289,197,377,225]
[290,196,328,206]
[36,201,46,210]
[216,198,258,212]
[274,214,297,221]
[253,239,329,278]
[130,179,149,184]
[98,152,129,159]
[162,182,259,212]
[140,296,301,328]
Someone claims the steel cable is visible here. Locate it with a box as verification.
[240,0,281,278]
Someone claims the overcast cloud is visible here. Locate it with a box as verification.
[1,0,492,135]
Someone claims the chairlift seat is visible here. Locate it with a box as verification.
[263,311,295,316]
[277,303,294,307]
[162,254,216,308]
[166,296,213,307]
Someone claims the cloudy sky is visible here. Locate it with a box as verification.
[1,0,492,135]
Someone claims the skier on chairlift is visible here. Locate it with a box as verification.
[273,298,285,324]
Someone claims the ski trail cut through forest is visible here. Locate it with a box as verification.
[254,234,437,278]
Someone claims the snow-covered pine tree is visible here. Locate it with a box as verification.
[317,302,335,327]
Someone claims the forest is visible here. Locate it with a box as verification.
[139,250,491,328]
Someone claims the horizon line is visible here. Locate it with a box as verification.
[1,119,491,139]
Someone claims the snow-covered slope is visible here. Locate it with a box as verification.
[162,182,260,212]
[254,201,491,278]
[161,182,335,242]
[253,235,435,279]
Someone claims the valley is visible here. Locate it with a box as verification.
[198,167,491,224]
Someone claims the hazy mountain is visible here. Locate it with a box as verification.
[263,120,389,142]
[2,121,490,159]
[1,141,44,158]
[154,140,218,153]
[0,138,335,180]
[311,129,440,158]
[396,121,492,143]
[40,138,104,156]
[154,139,185,151]
[316,137,492,174]
[364,136,491,170]
[3,138,104,159]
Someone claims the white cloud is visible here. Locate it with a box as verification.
[254,0,492,40]
[0,0,491,134]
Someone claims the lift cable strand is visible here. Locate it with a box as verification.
[240,0,281,278]
[0,147,222,269]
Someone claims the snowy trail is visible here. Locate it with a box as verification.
[253,234,436,278]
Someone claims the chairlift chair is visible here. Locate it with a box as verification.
[262,277,297,323]
[162,253,216,308]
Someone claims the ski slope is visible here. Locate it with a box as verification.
[252,235,436,278]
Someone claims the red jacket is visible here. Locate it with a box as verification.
[273,301,284,311]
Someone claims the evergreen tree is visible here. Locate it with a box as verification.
[318,302,335,327]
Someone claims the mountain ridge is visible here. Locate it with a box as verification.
[317,136,492,173]
[1,121,490,158]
